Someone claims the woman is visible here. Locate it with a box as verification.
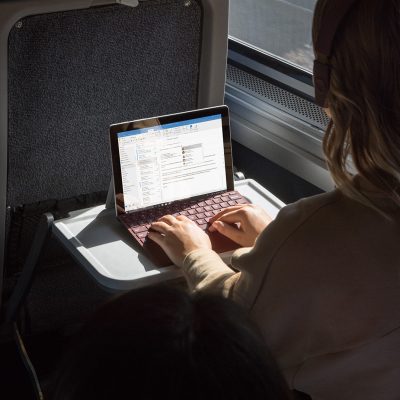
[148,0,400,399]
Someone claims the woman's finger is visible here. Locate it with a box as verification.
[176,214,191,222]
[150,220,172,234]
[209,205,247,223]
[210,209,246,227]
[210,221,242,244]
[147,230,164,246]
[158,214,176,225]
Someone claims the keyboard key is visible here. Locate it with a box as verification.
[196,207,205,213]
[221,196,229,202]
[188,215,197,221]
[228,200,236,206]
[132,225,147,233]
[188,209,196,215]
[220,202,229,208]
[197,213,206,219]
[229,194,242,200]
[235,198,248,204]
[205,199,214,205]
[204,205,213,211]
[137,231,148,239]
[198,201,206,207]
[205,211,214,217]
[212,204,221,210]
[196,219,206,225]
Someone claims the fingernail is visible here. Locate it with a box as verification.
[210,221,221,231]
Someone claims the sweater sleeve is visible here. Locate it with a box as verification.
[182,248,242,297]
[180,193,341,309]
[178,199,309,303]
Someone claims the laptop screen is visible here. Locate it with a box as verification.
[110,106,234,214]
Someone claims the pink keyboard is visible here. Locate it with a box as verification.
[120,190,248,245]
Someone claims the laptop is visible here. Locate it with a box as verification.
[109,105,249,266]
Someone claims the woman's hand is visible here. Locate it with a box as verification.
[208,204,272,247]
[148,215,212,267]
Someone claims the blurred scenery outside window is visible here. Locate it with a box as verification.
[229,0,317,72]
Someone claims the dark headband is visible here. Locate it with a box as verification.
[313,0,359,107]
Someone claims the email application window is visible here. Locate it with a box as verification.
[117,115,227,212]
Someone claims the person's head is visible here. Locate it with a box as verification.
[312,0,400,211]
[54,285,292,400]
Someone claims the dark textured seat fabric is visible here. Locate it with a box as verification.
[7,1,201,207]
[3,0,202,324]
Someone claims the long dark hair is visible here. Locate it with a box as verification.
[54,285,292,399]
[313,0,400,213]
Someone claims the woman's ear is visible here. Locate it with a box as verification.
[324,107,332,118]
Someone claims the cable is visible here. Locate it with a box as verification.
[13,322,44,400]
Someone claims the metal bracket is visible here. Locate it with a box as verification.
[116,0,139,7]
[3,212,54,324]
[234,169,246,181]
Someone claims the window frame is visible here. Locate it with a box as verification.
[225,36,334,192]
[228,38,315,100]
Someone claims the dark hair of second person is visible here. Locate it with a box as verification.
[53,285,292,400]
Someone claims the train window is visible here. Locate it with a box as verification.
[229,0,315,71]
[225,0,333,193]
